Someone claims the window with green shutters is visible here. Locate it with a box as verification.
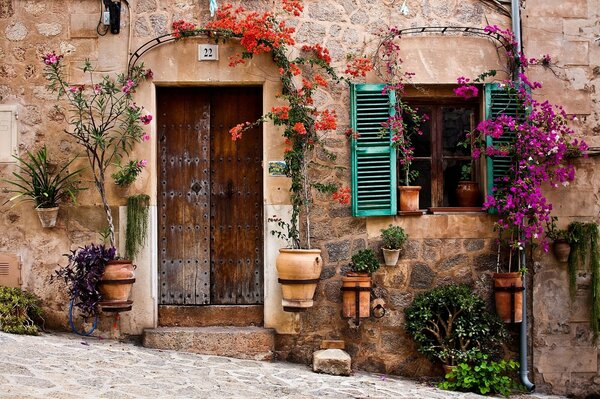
[484,83,527,214]
[350,84,397,216]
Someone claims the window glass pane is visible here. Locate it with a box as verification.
[410,106,431,157]
[442,107,474,156]
[411,160,431,208]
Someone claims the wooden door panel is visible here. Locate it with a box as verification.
[158,88,211,305]
[210,87,263,304]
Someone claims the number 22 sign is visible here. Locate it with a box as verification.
[198,44,219,61]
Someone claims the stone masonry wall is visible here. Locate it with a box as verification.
[0,0,599,395]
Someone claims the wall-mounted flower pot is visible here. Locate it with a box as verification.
[35,206,59,228]
[455,181,480,207]
[398,186,421,211]
[382,248,401,266]
[493,272,523,323]
[552,239,571,263]
[276,248,322,312]
[341,272,371,319]
[98,259,136,312]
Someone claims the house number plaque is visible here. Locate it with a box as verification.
[198,44,219,61]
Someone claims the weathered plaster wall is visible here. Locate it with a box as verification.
[0,0,599,395]
[523,0,600,396]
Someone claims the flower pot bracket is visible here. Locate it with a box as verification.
[493,284,524,324]
[341,285,371,326]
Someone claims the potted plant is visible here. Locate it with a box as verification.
[545,217,571,263]
[42,52,152,310]
[405,284,508,372]
[380,224,408,266]
[181,6,371,311]
[455,162,480,207]
[2,146,83,228]
[342,249,380,319]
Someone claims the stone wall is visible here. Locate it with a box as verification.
[523,0,600,395]
[0,0,599,395]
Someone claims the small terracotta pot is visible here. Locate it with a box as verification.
[493,272,523,323]
[99,260,136,303]
[342,272,371,318]
[398,186,421,212]
[382,248,401,266]
[552,239,571,263]
[455,181,480,207]
[36,206,59,228]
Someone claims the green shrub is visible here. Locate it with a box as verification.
[0,286,44,335]
[380,224,408,250]
[439,353,520,396]
[350,249,380,274]
[405,284,508,365]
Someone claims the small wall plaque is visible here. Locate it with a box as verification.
[268,161,287,176]
[198,44,219,61]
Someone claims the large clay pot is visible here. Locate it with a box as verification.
[382,248,401,266]
[493,272,523,323]
[552,239,571,263]
[398,186,421,212]
[36,206,59,228]
[276,249,322,312]
[342,272,372,318]
[455,181,480,207]
[98,260,136,304]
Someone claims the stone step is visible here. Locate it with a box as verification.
[142,326,275,361]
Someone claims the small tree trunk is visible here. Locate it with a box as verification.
[96,178,115,249]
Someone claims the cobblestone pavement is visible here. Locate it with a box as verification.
[0,332,565,399]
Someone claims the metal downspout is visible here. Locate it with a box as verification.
[512,0,535,391]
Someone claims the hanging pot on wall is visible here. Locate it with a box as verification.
[276,248,322,312]
[98,259,136,311]
[36,206,59,228]
[341,272,371,319]
[552,239,571,263]
[455,181,480,207]
[382,248,401,266]
[493,272,523,323]
[398,186,421,212]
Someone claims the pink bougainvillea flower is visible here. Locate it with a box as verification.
[137,159,148,168]
[142,133,151,141]
[122,79,134,94]
[140,114,152,125]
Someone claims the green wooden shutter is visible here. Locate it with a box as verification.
[484,83,526,213]
[351,84,397,216]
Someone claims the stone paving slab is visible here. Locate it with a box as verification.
[0,332,565,399]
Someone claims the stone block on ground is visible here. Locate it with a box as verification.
[313,349,351,376]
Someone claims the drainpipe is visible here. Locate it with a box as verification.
[511,0,535,392]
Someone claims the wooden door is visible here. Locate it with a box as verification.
[157,87,263,306]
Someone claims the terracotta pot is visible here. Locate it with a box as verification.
[342,272,371,318]
[398,186,421,212]
[455,181,480,207]
[552,239,571,263]
[275,249,322,312]
[36,206,59,228]
[493,272,523,323]
[382,248,401,266]
[98,260,136,304]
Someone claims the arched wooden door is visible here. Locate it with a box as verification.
[157,86,263,311]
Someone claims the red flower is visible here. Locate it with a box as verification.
[230,123,246,141]
[293,122,307,135]
[315,109,337,131]
[282,0,303,16]
[272,106,290,120]
[314,74,328,88]
[332,187,351,205]
[345,57,373,78]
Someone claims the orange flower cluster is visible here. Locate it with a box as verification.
[271,106,290,120]
[172,20,197,38]
[315,109,337,131]
[302,44,332,65]
[314,74,328,88]
[206,5,295,65]
[332,187,351,205]
[230,122,249,141]
[345,56,374,77]
[293,122,307,135]
[282,0,303,16]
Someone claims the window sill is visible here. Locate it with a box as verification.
[427,207,485,214]
[397,210,427,216]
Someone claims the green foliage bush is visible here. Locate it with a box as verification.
[380,224,408,250]
[0,286,43,335]
[439,353,520,397]
[404,284,508,365]
[350,249,380,274]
